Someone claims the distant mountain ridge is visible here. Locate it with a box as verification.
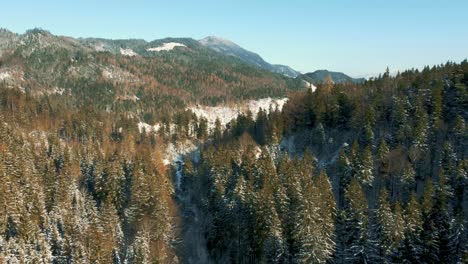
[0,28,365,83]
[301,69,366,84]
[199,36,300,78]
[0,27,304,115]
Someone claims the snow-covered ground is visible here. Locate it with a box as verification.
[138,122,161,133]
[188,105,240,128]
[163,140,199,166]
[147,42,186,52]
[101,66,141,83]
[137,97,288,138]
[0,71,11,80]
[188,97,288,129]
[93,42,106,52]
[41,87,66,95]
[119,47,138,56]
[247,97,288,117]
[302,80,317,92]
[137,97,288,166]
[0,69,24,82]
[0,69,25,91]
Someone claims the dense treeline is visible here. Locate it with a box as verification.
[0,29,302,121]
[0,59,466,263]
[0,89,179,262]
[179,61,467,263]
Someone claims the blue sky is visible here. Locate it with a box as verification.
[1,0,467,77]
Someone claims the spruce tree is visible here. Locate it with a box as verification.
[343,179,375,263]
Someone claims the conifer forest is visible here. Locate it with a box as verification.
[0,7,467,263]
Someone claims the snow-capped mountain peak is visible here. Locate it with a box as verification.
[199,36,239,48]
[199,36,299,78]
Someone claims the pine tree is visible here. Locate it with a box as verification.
[132,230,151,264]
[291,170,336,263]
[362,106,376,146]
[430,173,452,263]
[398,193,423,263]
[343,179,374,263]
[431,82,444,130]
[393,96,411,144]
[420,179,440,263]
[409,95,429,162]
[197,117,209,140]
[392,202,405,252]
[212,118,222,142]
[447,213,467,264]
[337,148,351,206]
[100,201,123,263]
[311,122,326,152]
[358,145,374,187]
[375,188,394,261]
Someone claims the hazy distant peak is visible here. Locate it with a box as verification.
[199,36,239,48]
[199,36,299,78]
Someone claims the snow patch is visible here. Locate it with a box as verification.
[199,36,239,48]
[188,97,288,129]
[164,140,198,166]
[0,72,11,80]
[120,47,138,57]
[137,122,161,133]
[188,105,240,128]
[43,87,65,95]
[247,97,288,117]
[147,42,186,52]
[303,80,317,92]
[102,69,114,79]
[93,42,106,52]
[101,66,141,84]
[117,94,140,101]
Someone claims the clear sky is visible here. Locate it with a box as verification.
[1,0,467,77]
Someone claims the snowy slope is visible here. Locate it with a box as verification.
[147,42,186,52]
[188,97,288,129]
[302,80,317,92]
[119,47,138,56]
[137,97,288,136]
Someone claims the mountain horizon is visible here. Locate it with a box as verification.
[0,27,376,80]
[1,2,467,262]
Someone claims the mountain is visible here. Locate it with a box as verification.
[199,36,300,78]
[301,69,366,84]
[0,28,304,120]
[1,27,467,264]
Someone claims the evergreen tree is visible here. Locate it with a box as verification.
[398,193,423,263]
[343,179,374,263]
[358,145,374,187]
[132,230,151,264]
[375,188,394,261]
[337,148,351,206]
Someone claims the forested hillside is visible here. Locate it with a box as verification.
[0,28,302,120]
[0,28,466,263]
[178,61,468,263]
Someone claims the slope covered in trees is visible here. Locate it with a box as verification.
[0,28,303,121]
[178,61,468,263]
[0,29,466,264]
